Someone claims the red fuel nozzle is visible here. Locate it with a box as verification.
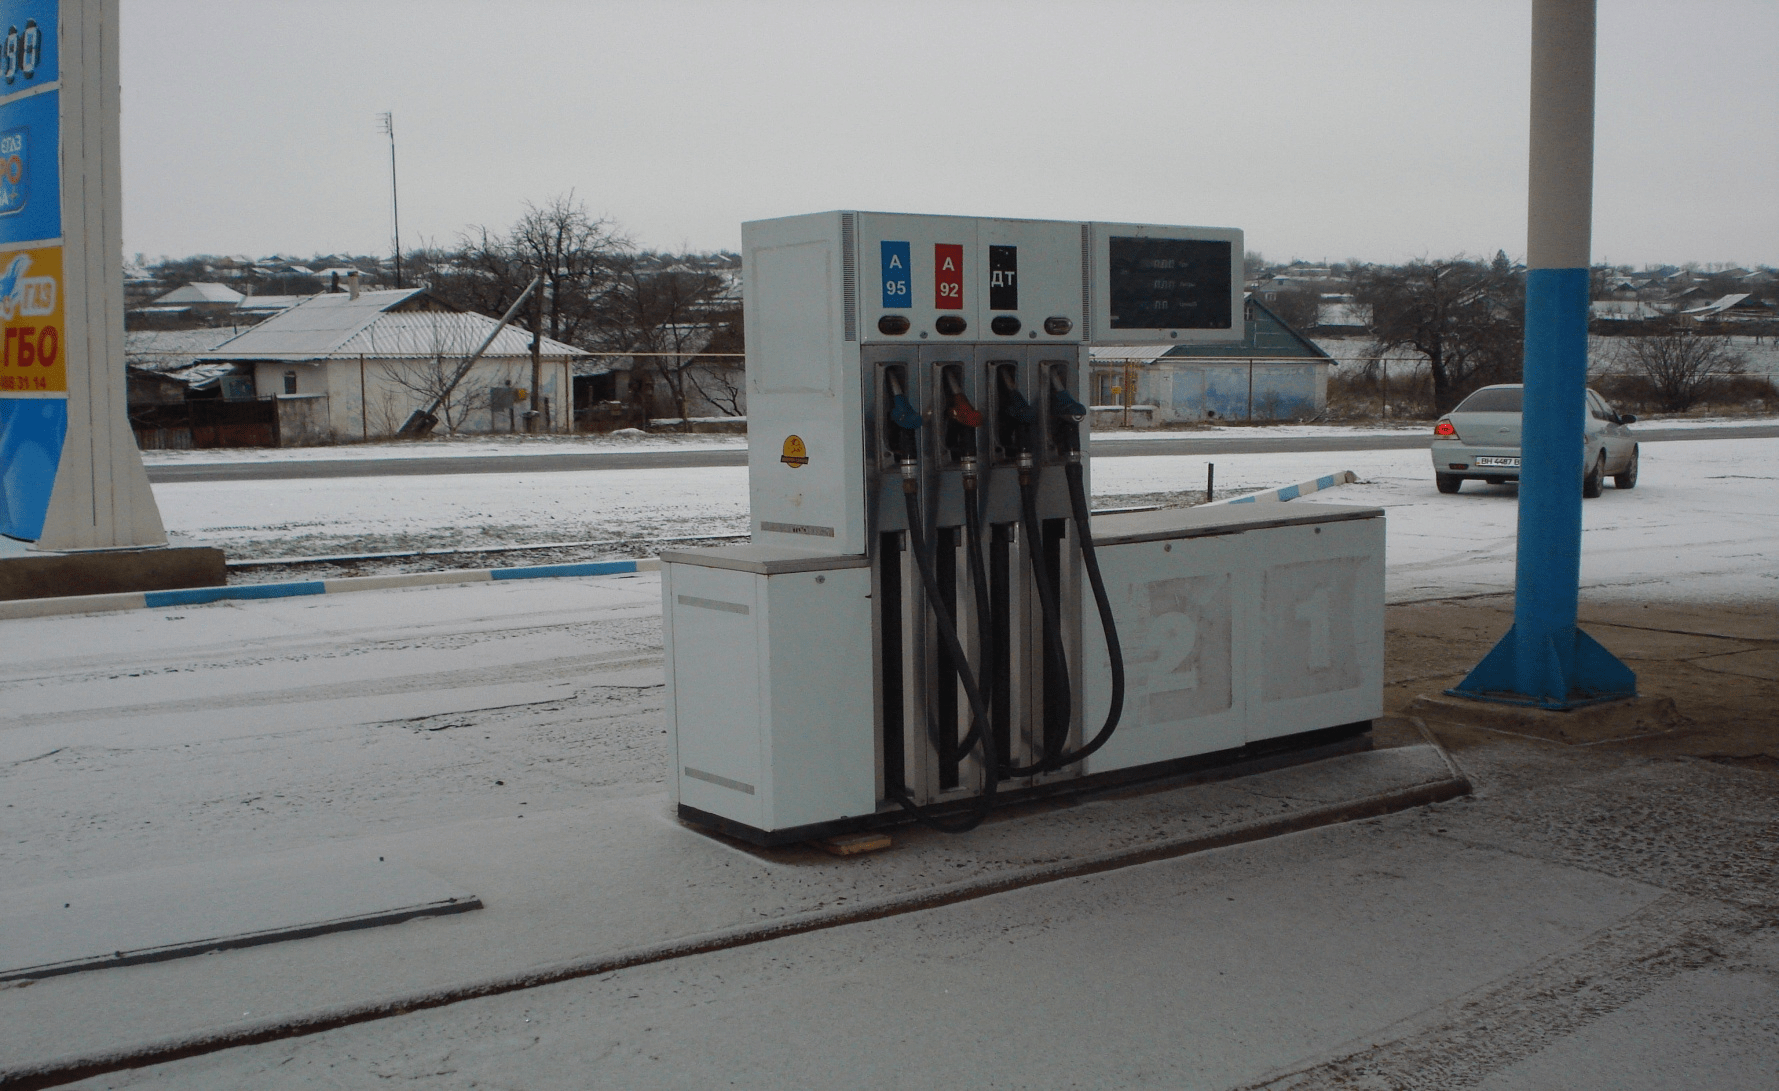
[949,391,984,429]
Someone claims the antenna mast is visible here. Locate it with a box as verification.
[378,112,402,288]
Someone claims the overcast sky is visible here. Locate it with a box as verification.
[119,0,1776,268]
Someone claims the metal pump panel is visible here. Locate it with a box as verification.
[663,211,1383,845]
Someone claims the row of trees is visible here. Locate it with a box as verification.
[407,194,743,421]
[1338,253,1752,414]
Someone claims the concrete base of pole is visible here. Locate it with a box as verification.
[0,546,226,602]
[1451,622,1637,710]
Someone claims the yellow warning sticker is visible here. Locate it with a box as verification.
[780,435,809,468]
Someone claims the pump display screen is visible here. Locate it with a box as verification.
[1107,237,1233,330]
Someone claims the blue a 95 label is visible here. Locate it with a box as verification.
[880,241,910,308]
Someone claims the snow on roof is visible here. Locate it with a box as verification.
[1682,293,1756,317]
[199,288,584,361]
[125,328,246,372]
[236,294,304,313]
[1590,300,1665,319]
[163,360,240,390]
[1089,346,1173,363]
[154,282,246,305]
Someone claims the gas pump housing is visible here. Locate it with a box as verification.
[663,211,1383,845]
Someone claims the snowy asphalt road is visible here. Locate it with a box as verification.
[1,576,1772,1089]
[140,423,1779,482]
[5,439,1776,1085]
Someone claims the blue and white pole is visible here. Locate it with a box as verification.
[1453,0,1634,709]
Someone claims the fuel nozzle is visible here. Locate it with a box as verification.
[996,366,1038,457]
[885,369,922,460]
[1048,369,1087,455]
[942,369,984,461]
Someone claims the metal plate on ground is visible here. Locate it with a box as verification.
[0,844,479,981]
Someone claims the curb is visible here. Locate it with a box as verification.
[0,760,1470,1091]
[0,558,662,621]
[1210,470,1357,506]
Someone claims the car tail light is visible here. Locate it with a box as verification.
[1434,419,1457,438]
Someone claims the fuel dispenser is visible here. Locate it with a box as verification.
[661,212,1384,844]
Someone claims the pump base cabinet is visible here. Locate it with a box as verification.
[664,504,1383,845]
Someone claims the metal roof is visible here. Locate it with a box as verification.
[1682,293,1757,317]
[1153,297,1333,362]
[125,328,248,371]
[236,294,304,313]
[153,282,245,305]
[197,289,584,361]
[1089,346,1174,363]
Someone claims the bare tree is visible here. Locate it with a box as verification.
[508,194,627,346]
[684,306,744,416]
[419,194,626,348]
[1353,252,1524,413]
[1262,284,1321,331]
[595,256,734,419]
[1610,321,1745,412]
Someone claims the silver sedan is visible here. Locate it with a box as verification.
[1431,384,1639,497]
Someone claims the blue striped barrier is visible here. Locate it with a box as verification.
[1209,470,1358,506]
[0,558,660,621]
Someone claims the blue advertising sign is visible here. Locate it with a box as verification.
[0,0,58,540]
[0,82,54,243]
[0,1,57,90]
[880,240,910,309]
[0,395,63,539]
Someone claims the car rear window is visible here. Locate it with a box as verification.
[1454,387,1522,413]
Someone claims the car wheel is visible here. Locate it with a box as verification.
[1582,451,1605,498]
[1614,445,1639,489]
[1436,473,1462,494]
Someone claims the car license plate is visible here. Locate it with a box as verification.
[1475,456,1520,467]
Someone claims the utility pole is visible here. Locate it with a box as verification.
[529,273,544,432]
[378,112,402,289]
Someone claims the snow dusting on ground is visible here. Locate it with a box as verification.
[139,429,746,464]
[143,432,1779,604]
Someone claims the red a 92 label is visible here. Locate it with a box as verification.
[934,244,963,310]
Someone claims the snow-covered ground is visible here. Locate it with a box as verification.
[149,437,1779,604]
[138,416,1779,470]
[8,432,1778,1087]
[139,430,746,464]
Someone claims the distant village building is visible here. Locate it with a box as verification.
[190,288,587,443]
[1681,293,1774,323]
[1088,297,1333,428]
[137,282,246,322]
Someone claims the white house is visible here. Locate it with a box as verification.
[194,288,586,442]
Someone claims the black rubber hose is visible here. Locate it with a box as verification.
[1039,457,1125,767]
[884,482,999,833]
[997,467,1076,777]
[998,459,1127,775]
[953,475,994,758]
